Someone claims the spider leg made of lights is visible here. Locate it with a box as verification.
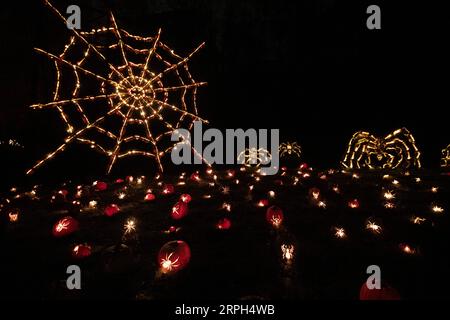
[27,0,207,175]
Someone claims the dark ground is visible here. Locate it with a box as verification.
[1,165,449,300]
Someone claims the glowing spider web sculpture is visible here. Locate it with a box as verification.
[27,0,207,175]
[441,144,450,168]
[341,128,421,170]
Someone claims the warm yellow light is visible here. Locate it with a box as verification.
[383,190,395,200]
[432,205,444,214]
[281,244,294,263]
[334,227,346,239]
[124,218,136,234]
[366,221,382,234]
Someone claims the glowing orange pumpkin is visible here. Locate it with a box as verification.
[144,193,156,201]
[158,240,191,274]
[190,172,200,181]
[359,282,401,300]
[104,204,120,217]
[348,199,360,209]
[162,184,175,195]
[216,218,232,230]
[171,201,189,220]
[52,216,79,237]
[180,194,192,204]
[72,244,92,259]
[266,206,284,227]
[257,199,269,207]
[94,181,108,191]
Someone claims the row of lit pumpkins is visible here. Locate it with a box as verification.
[51,189,398,299]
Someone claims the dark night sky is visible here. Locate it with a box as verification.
[0,0,448,181]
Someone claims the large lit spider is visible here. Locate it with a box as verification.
[441,144,450,168]
[341,128,421,170]
[279,142,302,158]
[237,148,271,167]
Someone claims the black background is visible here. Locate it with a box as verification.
[0,0,448,183]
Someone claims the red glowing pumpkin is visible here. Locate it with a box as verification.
[299,163,309,170]
[162,184,175,195]
[274,179,284,186]
[52,216,79,237]
[180,194,192,204]
[115,178,124,184]
[190,172,200,181]
[171,201,189,220]
[58,189,69,197]
[266,206,284,227]
[144,193,156,201]
[257,199,269,207]
[157,240,191,274]
[348,199,360,209]
[216,218,232,230]
[94,181,108,191]
[72,244,92,259]
[104,204,120,217]
[359,282,401,300]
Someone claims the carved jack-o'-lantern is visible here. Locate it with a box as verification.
[52,216,79,237]
[266,206,284,228]
[157,240,191,274]
[171,201,189,220]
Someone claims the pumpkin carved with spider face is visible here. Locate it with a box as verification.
[52,216,79,237]
[157,240,191,274]
[341,128,421,170]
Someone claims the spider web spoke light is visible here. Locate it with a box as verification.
[43,0,134,88]
[109,13,136,83]
[33,48,127,90]
[140,28,161,82]
[142,42,206,90]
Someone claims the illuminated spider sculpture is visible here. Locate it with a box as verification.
[279,142,302,158]
[341,128,421,170]
[441,144,450,168]
[237,148,271,167]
